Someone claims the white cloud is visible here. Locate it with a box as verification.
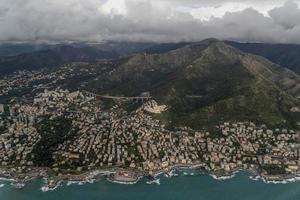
[100,0,127,15]
[1,0,300,43]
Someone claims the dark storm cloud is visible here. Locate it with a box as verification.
[0,0,300,43]
[269,1,300,29]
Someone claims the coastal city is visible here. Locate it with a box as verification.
[0,84,300,186]
[3,0,300,198]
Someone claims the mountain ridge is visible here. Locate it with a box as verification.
[226,41,300,74]
[0,45,119,75]
[87,39,300,129]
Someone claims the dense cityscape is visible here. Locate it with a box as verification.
[0,77,300,187]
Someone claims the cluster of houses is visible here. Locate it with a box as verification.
[0,88,299,177]
[0,62,111,97]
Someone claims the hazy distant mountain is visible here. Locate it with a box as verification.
[143,42,193,54]
[94,42,155,56]
[227,41,300,74]
[0,45,119,74]
[94,41,192,56]
[0,43,53,57]
[87,39,300,129]
[0,41,193,74]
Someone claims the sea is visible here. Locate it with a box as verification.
[0,170,300,200]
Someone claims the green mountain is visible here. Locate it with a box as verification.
[88,39,300,130]
[226,41,300,74]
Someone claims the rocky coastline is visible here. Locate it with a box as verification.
[1,162,300,191]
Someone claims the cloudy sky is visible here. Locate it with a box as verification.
[1,0,300,43]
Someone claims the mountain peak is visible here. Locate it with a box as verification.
[184,38,223,50]
[89,38,300,129]
[198,38,221,44]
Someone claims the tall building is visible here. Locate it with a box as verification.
[0,104,4,114]
[9,106,15,116]
[29,115,36,125]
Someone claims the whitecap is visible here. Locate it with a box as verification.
[11,182,25,189]
[146,178,160,185]
[261,176,300,184]
[168,170,178,177]
[153,172,164,178]
[0,177,15,182]
[210,174,235,180]
[249,176,260,181]
[41,181,62,192]
[107,176,142,185]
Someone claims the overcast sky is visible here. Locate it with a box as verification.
[1,0,300,43]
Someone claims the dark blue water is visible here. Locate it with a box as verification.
[0,171,300,200]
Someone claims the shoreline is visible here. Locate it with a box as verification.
[1,163,300,191]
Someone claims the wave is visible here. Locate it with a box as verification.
[210,174,236,180]
[249,175,300,184]
[249,175,260,181]
[182,171,196,176]
[66,179,96,186]
[10,182,25,189]
[41,181,62,192]
[146,178,160,185]
[107,176,142,185]
[0,177,15,182]
[164,170,178,178]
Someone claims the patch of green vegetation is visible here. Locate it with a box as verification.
[123,101,143,113]
[156,76,300,131]
[32,116,78,167]
[100,98,116,110]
